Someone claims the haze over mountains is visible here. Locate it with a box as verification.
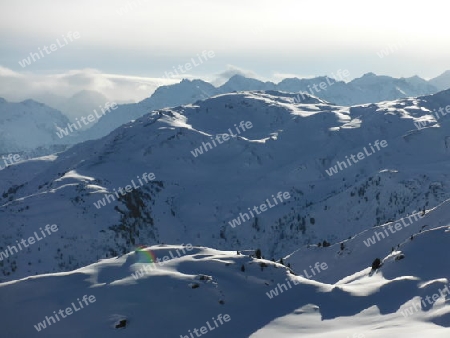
[36,90,111,124]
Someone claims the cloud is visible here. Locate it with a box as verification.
[0,66,23,78]
[211,65,260,86]
[0,66,178,103]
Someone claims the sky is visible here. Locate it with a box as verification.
[0,0,449,102]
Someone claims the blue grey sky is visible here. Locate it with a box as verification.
[0,0,449,102]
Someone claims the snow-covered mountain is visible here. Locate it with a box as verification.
[2,89,450,284]
[345,72,438,105]
[10,72,442,150]
[2,71,448,155]
[244,73,439,106]
[224,73,440,106]
[139,78,219,109]
[0,98,74,154]
[78,79,219,142]
[75,73,444,142]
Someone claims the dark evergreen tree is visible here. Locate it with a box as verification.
[371,258,381,270]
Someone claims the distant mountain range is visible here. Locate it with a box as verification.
[2,71,450,155]
[79,71,450,143]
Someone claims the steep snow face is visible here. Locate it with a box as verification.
[1,90,450,282]
[0,98,73,154]
[1,224,450,338]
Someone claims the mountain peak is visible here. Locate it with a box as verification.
[20,98,43,106]
[429,70,450,90]
[228,74,247,80]
[219,74,275,92]
[361,72,377,77]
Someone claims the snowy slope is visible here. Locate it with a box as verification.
[256,224,450,337]
[2,90,450,283]
[1,223,450,338]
